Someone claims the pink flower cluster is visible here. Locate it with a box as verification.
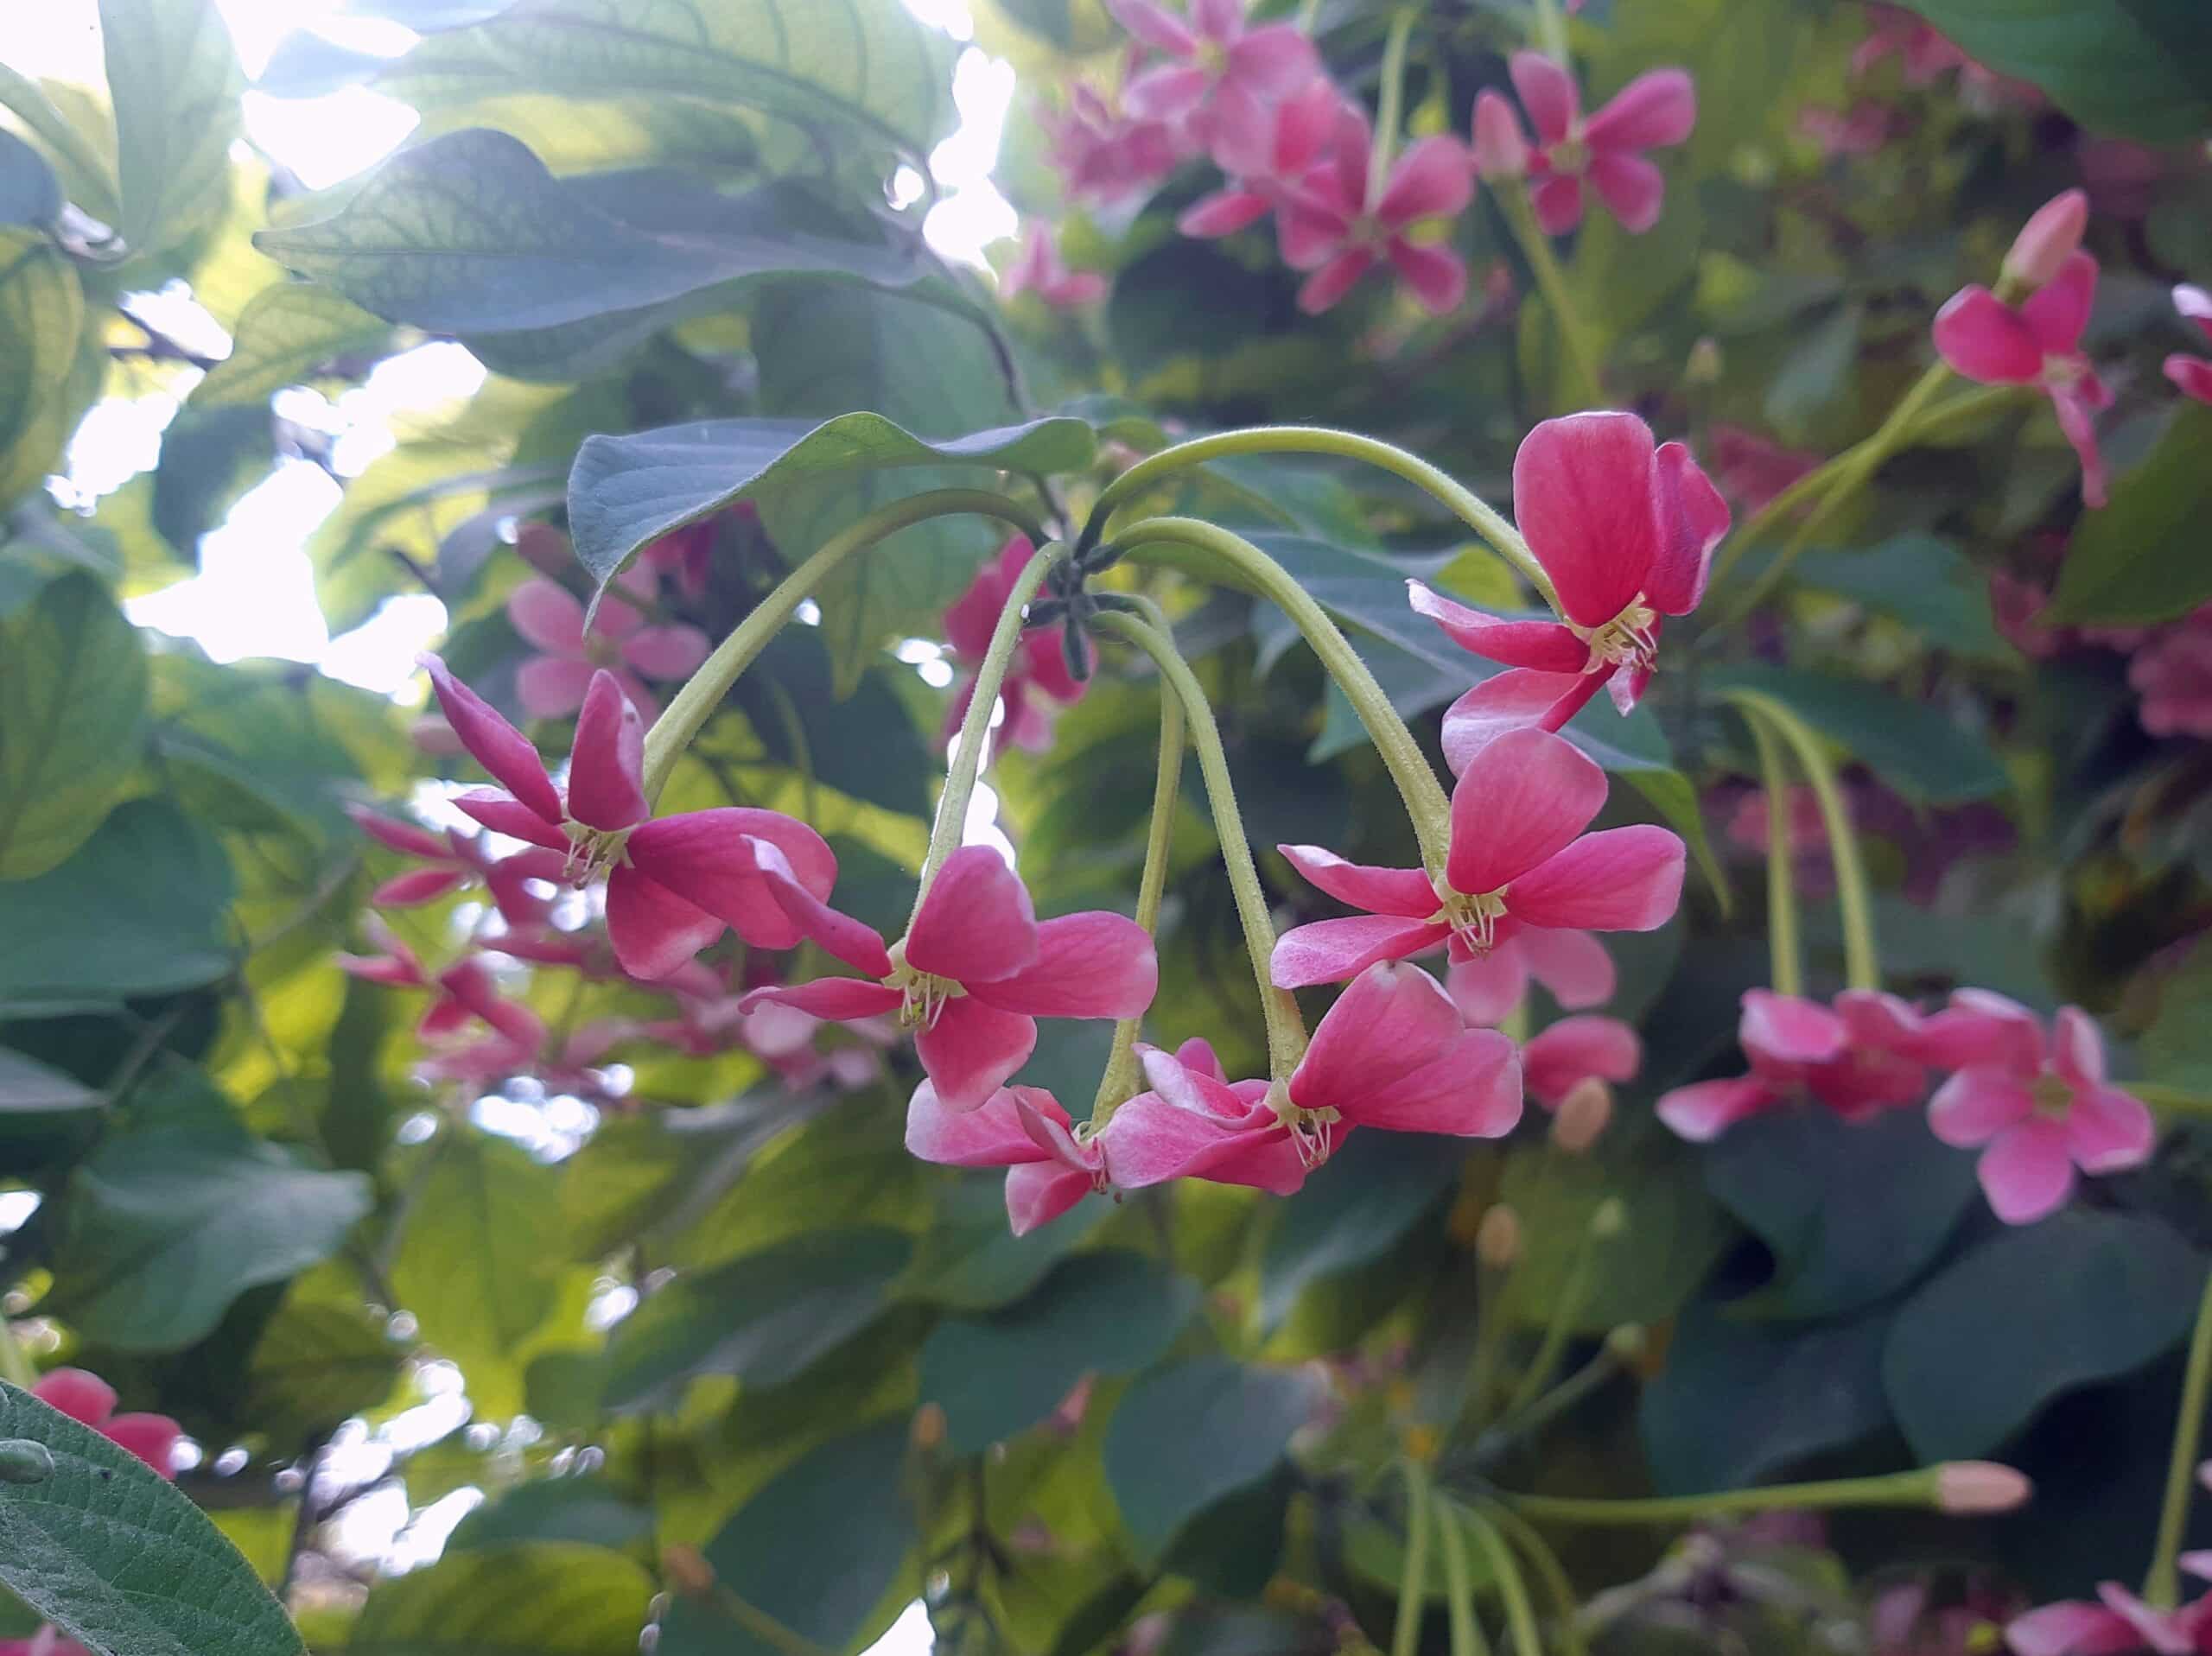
[1994,579,2212,741]
[1657,989,2154,1226]
[505,553,709,722]
[941,536,1090,752]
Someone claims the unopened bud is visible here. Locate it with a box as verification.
[1591,1197,1627,1240]
[1936,1461,2032,1514]
[1471,90,1529,181]
[1604,1324,1647,1361]
[2002,188,2088,292]
[1550,1077,1614,1155]
[0,1440,54,1483]
[1476,1203,1522,1268]
[1685,335,1724,386]
[911,1401,947,1451]
[661,1544,716,1599]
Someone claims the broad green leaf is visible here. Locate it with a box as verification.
[150,407,272,557]
[2144,951,2212,1094]
[447,1479,652,1554]
[0,798,236,1012]
[0,1048,100,1113]
[0,133,60,228]
[241,1299,404,1447]
[0,65,120,225]
[2044,406,2212,626]
[0,573,148,880]
[99,0,244,258]
[349,1542,652,1656]
[918,1253,1198,1454]
[1791,535,2008,659]
[46,1121,372,1351]
[0,1380,303,1656]
[0,232,88,510]
[1883,1209,2205,1460]
[188,283,391,409]
[1711,663,2009,806]
[1901,0,2212,143]
[567,410,1090,590]
[599,1227,912,1413]
[898,1171,1103,1311]
[1257,1133,1463,1331]
[729,630,934,818]
[1103,1357,1324,1562]
[658,1422,916,1656]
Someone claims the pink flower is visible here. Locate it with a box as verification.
[743,842,1157,1111]
[1522,1014,1641,1109]
[943,537,1089,753]
[906,1081,1114,1235]
[423,657,838,980]
[2005,190,2089,292]
[1656,990,1931,1141]
[1796,102,1897,159]
[1039,70,1192,206]
[346,804,556,927]
[2165,284,2212,405]
[1000,223,1109,308]
[1096,1038,1314,1194]
[30,1368,181,1477]
[1283,962,1522,1143]
[1409,412,1730,745]
[1724,784,1828,860]
[1271,726,1683,989]
[1107,0,1319,176]
[1853,7,1973,86]
[2006,1574,2212,1656]
[1277,111,1472,315]
[0,1632,92,1656]
[2130,607,2212,738]
[1923,995,2156,1225]
[1708,423,1821,515]
[1445,926,1615,1025]
[1178,77,1345,239]
[1932,251,2113,508]
[1485,53,1696,236]
[505,573,709,721]
[336,919,545,1050]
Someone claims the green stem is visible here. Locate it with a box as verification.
[1509,1468,1953,1525]
[914,542,1065,907]
[1459,1504,1544,1656]
[1434,1501,1494,1656]
[1473,1500,1590,1656]
[1500,1206,1611,1419]
[1499,188,1605,408]
[1743,706,1804,998]
[1491,1333,1628,1449]
[2144,1265,2212,1608]
[1082,427,1554,611]
[1109,516,1455,874]
[1392,1461,1435,1656]
[1725,689,1878,992]
[640,490,1044,803]
[0,1322,35,1389]
[1529,0,1569,58]
[1099,612,1311,1077]
[1368,10,1417,210]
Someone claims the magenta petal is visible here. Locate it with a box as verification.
[1523,1014,1641,1107]
[1226,23,1317,98]
[915,998,1037,1112]
[1656,1075,1777,1141]
[1582,67,1696,153]
[1739,989,1848,1067]
[1979,1118,2076,1224]
[1325,1019,1521,1132]
[1388,239,1469,316]
[1408,581,1589,671]
[1006,1164,1096,1235]
[2050,382,2109,510]
[1643,441,1732,615]
[749,842,893,977]
[1517,927,1615,1010]
[622,624,711,680]
[944,538,1022,657]
[2051,1005,2107,1088]
[101,1412,181,1476]
[1179,189,1273,238]
[1505,825,1685,932]
[906,1081,1046,1167]
[1271,914,1447,988]
[2068,1085,2155,1174]
[454,790,570,851]
[34,1368,118,1425]
[742,979,903,1022]
[2021,251,2098,354]
[506,578,588,654]
[1277,198,1349,269]
[2166,354,2212,404]
[372,866,468,907]
[1174,1037,1228,1082]
[2005,1602,2140,1656]
[1586,152,1666,233]
[1932,286,2044,384]
[906,846,1040,984]
[1446,951,1528,1026]
[1440,669,1591,773]
[1122,62,1211,121]
[1277,843,1436,918]
[1509,51,1580,145]
[566,670,649,832]
[1470,89,1529,179]
[1512,411,1663,630]
[1447,725,1608,895]
[1529,172,1585,235]
[516,656,596,721]
[1915,989,2044,1071]
[968,911,1158,1018]
[1101,1086,1298,1195]
[1106,0,1198,57]
[1297,247,1377,314]
[626,815,796,949]
[1376,136,1473,228]
[1928,1066,2037,1147]
[1291,961,1464,1113]
[422,654,564,827]
[2178,283,2212,343]
[606,864,724,980]
[348,805,457,860]
[1206,76,1274,177]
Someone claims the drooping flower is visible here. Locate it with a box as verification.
[1522,1014,1641,1110]
[29,1368,181,1476]
[423,657,838,980]
[1655,990,1931,1141]
[1482,53,1696,236]
[2004,189,2089,293]
[1409,412,1730,749]
[942,536,1089,754]
[1107,0,1319,176]
[505,575,710,722]
[906,1081,1112,1235]
[1178,77,1346,239]
[1039,69,1192,206]
[1932,251,2113,508]
[2005,1570,2212,1656]
[745,842,1157,1111]
[2164,284,2212,404]
[1096,1038,1313,1195]
[1273,726,1684,988]
[336,919,546,1050]
[1000,223,1109,308]
[1920,994,2155,1225]
[1277,111,1472,315]
[346,804,556,927]
[1446,925,1615,1025]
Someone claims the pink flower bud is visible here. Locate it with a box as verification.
[1936,1461,2032,1513]
[1550,1076,1614,1154]
[1476,1202,1522,1267]
[1471,89,1529,181]
[2002,188,2088,291]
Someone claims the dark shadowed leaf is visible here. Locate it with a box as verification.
[1258,1133,1463,1331]
[1792,535,2008,658]
[2045,406,2212,626]
[0,1048,100,1113]
[241,1298,403,1447]
[1900,0,2212,143]
[1711,663,2009,805]
[447,1479,652,1554]
[898,1171,1104,1310]
[0,133,60,228]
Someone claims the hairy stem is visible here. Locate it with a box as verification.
[1508,1468,1954,1525]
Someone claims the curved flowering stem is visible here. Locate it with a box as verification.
[1079,428,1555,611]
[1500,1200,1618,1419]
[1433,1501,1492,1656]
[1367,10,1418,210]
[1391,1459,1435,1656]
[2144,1266,2212,1609]
[1496,187,1606,409]
[1097,610,1311,1078]
[1741,704,1806,998]
[640,489,1046,803]
[1529,0,1569,59]
[1105,516,1455,875]
[1459,1503,1544,1656]
[1506,1466,1976,1524]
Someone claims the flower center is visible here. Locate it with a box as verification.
[1573,597,1661,674]
[2031,1072,2075,1118]
[561,821,632,885]
[1549,133,1591,175]
[1431,887,1510,955]
[2041,352,2084,390]
[884,946,964,1030]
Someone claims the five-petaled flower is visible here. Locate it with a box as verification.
[1410,411,1729,751]
[506,572,709,721]
[346,804,555,928]
[906,1080,1116,1235]
[2166,284,2212,405]
[1001,223,1109,309]
[942,537,1090,754]
[1108,0,1319,177]
[1446,926,1616,1025]
[2005,1565,2212,1656]
[1278,113,1472,315]
[1655,989,1932,1141]
[1272,727,1685,990]
[1522,1013,1641,1110]
[1476,53,1696,235]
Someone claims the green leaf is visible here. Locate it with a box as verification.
[348,1542,652,1656]
[447,1479,652,1554]
[2144,951,2212,1094]
[730,629,933,818]
[1791,534,2008,659]
[897,1171,1103,1311]
[566,409,1092,591]
[1257,1133,1462,1331]
[1102,1357,1324,1563]
[0,65,120,226]
[1883,1209,2206,1460]
[658,1422,916,1656]
[0,573,148,880]
[599,1227,911,1413]
[0,1048,100,1113]
[0,798,236,1012]
[1900,0,2212,144]
[2044,405,2212,626]
[1705,1107,1980,1322]
[241,1299,404,1447]
[1711,663,2009,806]
[0,232,88,511]
[0,1380,303,1656]
[46,1122,372,1351]
[918,1252,1199,1453]
[99,0,244,257]
[188,283,391,409]
[0,133,60,228]
[151,407,272,558]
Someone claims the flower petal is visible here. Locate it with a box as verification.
[906,846,1040,984]
[2051,1005,2107,1088]
[1529,172,1584,235]
[1932,286,2044,384]
[346,805,455,860]
[1297,247,1377,314]
[1226,23,1317,98]
[2165,354,2212,405]
[566,670,649,832]
[1408,581,1589,671]
[1979,1118,2075,1224]
[1377,136,1472,227]
[1388,239,1469,316]
[1123,62,1211,120]
[1106,0,1198,56]
[1928,1066,2036,1147]
[1446,950,1529,1026]
[606,864,725,980]
[1504,825,1685,932]
[1006,1164,1096,1235]
[2178,283,2212,343]
[1739,989,1847,1067]
[1179,188,1274,238]
[2021,251,2097,354]
[1470,89,1529,179]
[454,789,570,850]
[1509,51,1580,145]
[1271,915,1447,988]
[2068,1084,2155,1175]
[33,1368,116,1426]
[622,624,712,680]
[1523,1014,1641,1107]
[1583,68,1696,152]
[1586,151,1666,233]
[1447,725,1609,895]
[1291,961,1464,1112]
[506,578,588,655]
[1206,75,1274,177]
[1656,1075,1777,1141]
[906,1081,1046,1167]
[2050,381,2109,510]
[2005,1602,2141,1656]
[515,656,596,720]
[944,538,1022,657]
[372,867,469,907]
[422,654,563,826]
[1173,1037,1228,1082]
[741,980,904,1021]
[1440,669,1595,773]
[101,1412,182,1477]
[1915,989,2045,1072]
[915,998,1038,1112]
[1517,927,1615,1010]
[1643,441,1732,615]
[969,911,1158,1018]
[1512,411,1663,630]
[1278,843,1436,917]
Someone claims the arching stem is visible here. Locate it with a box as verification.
[1368,10,1417,210]
[2145,1266,2212,1608]
[1742,704,1805,997]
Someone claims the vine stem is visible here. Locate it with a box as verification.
[1498,188,1605,409]
[1508,1468,1958,1525]
[2144,1265,2212,1608]
[1529,0,1569,58]
[1743,705,1805,997]
[1391,1460,1434,1656]
[1474,1500,1589,1656]
[1098,612,1310,1078]
[1082,427,1556,612]
[1367,10,1417,210]
[1500,1204,1613,1419]
[639,489,1046,804]
[1107,516,1456,876]
[1433,1501,1492,1656]
[1459,1503,1544,1656]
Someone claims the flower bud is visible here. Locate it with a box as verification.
[1550,1077,1614,1154]
[1591,1197,1628,1240]
[661,1544,716,1599]
[2002,188,2088,292]
[1936,1461,2032,1514]
[912,1401,947,1451]
[1471,90,1529,181]
[1685,335,1724,386]
[1476,1202,1522,1268]
[1605,1324,1647,1361]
